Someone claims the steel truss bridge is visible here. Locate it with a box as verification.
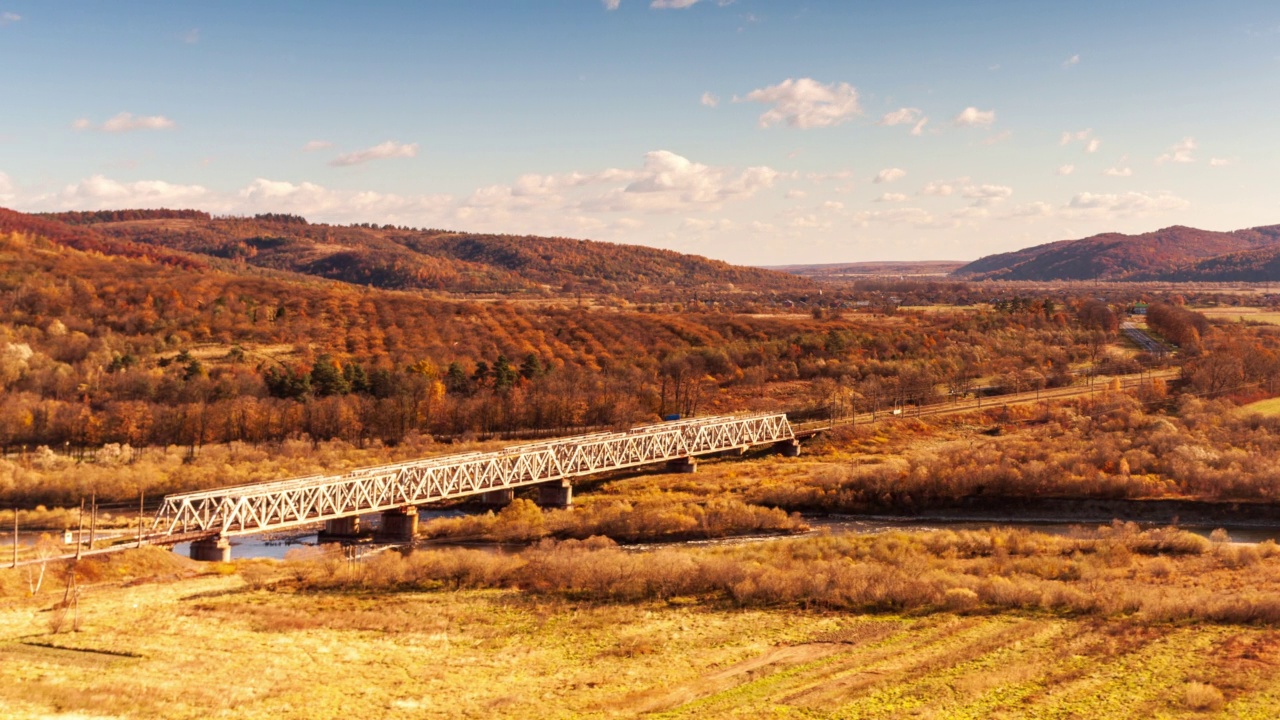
[149,413,796,543]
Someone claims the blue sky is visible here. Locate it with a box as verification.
[1,1,1278,264]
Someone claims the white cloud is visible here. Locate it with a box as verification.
[1085,138,1100,153]
[602,0,620,9]
[1209,157,1234,167]
[784,189,806,200]
[1156,137,1197,164]
[330,141,419,167]
[1063,54,1080,68]
[880,107,928,135]
[983,130,1012,145]
[1066,191,1190,215]
[1011,201,1055,218]
[854,207,938,228]
[875,192,907,203]
[651,0,699,7]
[873,167,906,184]
[700,91,720,108]
[1056,165,1075,176]
[54,175,211,208]
[302,140,334,152]
[74,112,176,133]
[953,107,995,127]
[963,184,1013,206]
[738,78,861,129]
[1103,166,1132,177]
[0,11,19,26]
[920,180,958,196]
[1060,129,1091,146]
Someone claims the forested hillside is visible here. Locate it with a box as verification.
[41,209,815,296]
[955,224,1280,281]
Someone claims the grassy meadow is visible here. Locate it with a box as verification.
[6,536,1280,719]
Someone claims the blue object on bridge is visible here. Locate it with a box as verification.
[662,414,681,421]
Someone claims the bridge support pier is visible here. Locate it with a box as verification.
[667,456,698,474]
[318,516,361,542]
[375,507,419,543]
[190,537,231,563]
[480,488,515,507]
[779,439,802,457]
[536,480,573,508]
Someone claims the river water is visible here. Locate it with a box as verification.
[9,510,1279,560]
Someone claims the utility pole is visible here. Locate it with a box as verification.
[75,498,84,561]
[137,492,145,548]
[88,493,97,552]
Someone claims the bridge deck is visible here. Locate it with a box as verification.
[150,413,795,540]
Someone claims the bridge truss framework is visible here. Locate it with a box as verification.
[150,413,795,541]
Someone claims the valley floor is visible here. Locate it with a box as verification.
[3,561,1280,719]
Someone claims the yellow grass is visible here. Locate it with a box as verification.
[1239,397,1280,417]
[1198,307,1280,325]
[5,553,1280,719]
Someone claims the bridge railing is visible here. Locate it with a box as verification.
[151,412,794,538]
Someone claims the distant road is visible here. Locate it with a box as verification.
[1120,322,1169,355]
[794,368,1180,436]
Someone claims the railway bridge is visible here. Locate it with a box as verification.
[149,413,799,560]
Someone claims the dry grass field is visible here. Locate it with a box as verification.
[5,545,1280,719]
[1197,306,1280,325]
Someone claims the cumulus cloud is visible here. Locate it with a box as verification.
[302,140,334,152]
[1103,166,1133,177]
[854,207,938,228]
[0,11,19,25]
[738,78,861,129]
[1060,129,1091,146]
[700,91,720,108]
[330,141,419,167]
[54,175,211,207]
[1209,157,1234,167]
[1156,137,1197,164]
[1066,191,1190,215]
[1063,54,1080,68]
[1011,201,1055,218]
[74,112,176,133]
[963,184,1013,206]
[920,180,958,196]
[602,0,620,8]
[953,107,995,127]
[879,107,928,135]
[1085,138,1100,153]
[651,0,699,7]
[1056,165,1075,176]
[873,167,906,184]
[875,192,907,203]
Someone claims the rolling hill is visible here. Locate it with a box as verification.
[35,209,815,296]
[954,224,1280,282]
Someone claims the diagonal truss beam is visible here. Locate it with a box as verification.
[151,413,795,539]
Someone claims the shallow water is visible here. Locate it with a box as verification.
[8,508,1276,560]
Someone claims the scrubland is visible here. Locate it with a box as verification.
[7,530,1280,719]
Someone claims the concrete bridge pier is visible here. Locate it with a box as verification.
[317,515,361,542]
[537,480,573,508]
[190,537,231,562]
[778,439,802,457]
[375,507,419,543]
[480,488,515,507]
[667,456,698,473]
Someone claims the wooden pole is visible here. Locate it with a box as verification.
[11,508,17,569]
[88,493,97,552]
[75,498,84,560]
[137,492,145,548]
